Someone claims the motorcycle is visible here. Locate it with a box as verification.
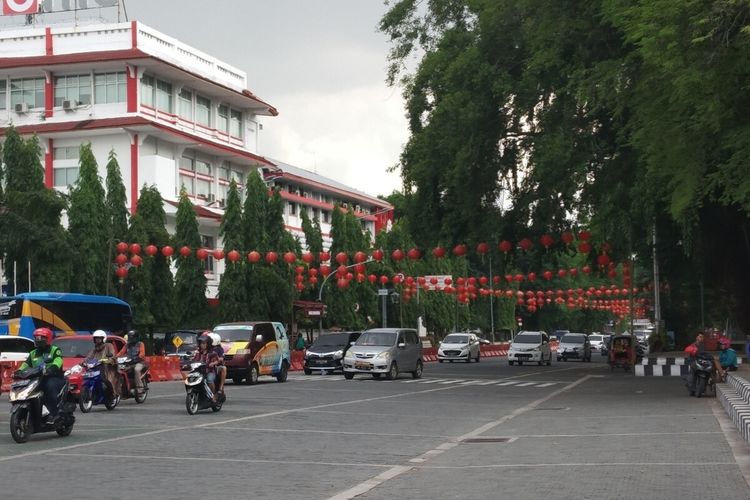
[77,359,119,413]
[690,353,715,398]
[183,362,224,415]
[8,366,76,443]
[116,357,150,404]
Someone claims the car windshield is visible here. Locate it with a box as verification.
[357,332,397,346]
[213,325,254,342]
[0,338,33,352]
[513,334,541,344]
[444,334,469,344]
[589,335,603,342]
[561,334,586,344]
[53,338,96,357]
[313,333,350,347]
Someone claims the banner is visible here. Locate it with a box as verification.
[3,0,38,15]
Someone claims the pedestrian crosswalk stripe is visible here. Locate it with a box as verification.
[495,381,520,386]
[476,380,498,385]
[438,379,463,384]
[535,382,557,387]
[515,382,537,387]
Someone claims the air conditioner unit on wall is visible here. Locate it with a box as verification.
[14,103,29,114]
[207,193,216,202]
[62,100,78,111]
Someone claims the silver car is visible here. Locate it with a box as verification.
[438,333,482,363]
[343,328,423,380]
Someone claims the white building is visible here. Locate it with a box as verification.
[0,20,394,298]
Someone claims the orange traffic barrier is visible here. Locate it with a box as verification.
[1,361,23,393]
[290,351,305,371]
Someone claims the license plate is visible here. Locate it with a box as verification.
[354,362,370,369]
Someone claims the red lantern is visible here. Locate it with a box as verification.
[130,255,143,267]
[372,249,384,262]
[582,265,591,274]
[514,274,524,282]
[379,275,389,285]
[115,266,128,279]
[527,272,537,282]
[504,274,513,283]
[295,266,305,274]
[569,268,578,277]
[247,251,261,263]
[540,234,554,249]
[335,252,348,265]
[265,252,278,264]
[558,269,567,278]
[519,238,533,251]
[129,243,141,255]
[445,278,453,286]
[418,277,427,286]
[337,278,349,289]
[346,272,353,281]
[283,252,296,264]
[213,249,225,261]
[452,244,467,256]
[319,265,331,277]
[430,277,438,285]
[161,246,174,258]
[578,242,592,254]
[432,246,446,258]
[228,250,241,263]
[597,254,611,267]
[356,273,366,283]
[391,249,404,261]
[295,274,305,283]
[393,275,402,285]
[476,242,490,255]
[116,242,129,254]
[196,248,209,260]
[179,246,191,257]
[115,253,128,265]
[498,240,513,253]
[319,251,330,262]
[309,276,318,285]
[578,230,591,241]
[308,268,318,277]
[145,245,158,257]
[354,263,365,274]
[479,276,488,286]
[302,252,314,264]
[354,251,367,263]
[407,248,421,260]
[296,283,305,292]
[561,231,574,245]
[368,274,377,284]
[543,270,553,281]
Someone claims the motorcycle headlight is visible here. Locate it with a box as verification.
[333,350,344,360]
[11,382,38,401]
[375,351,391,360]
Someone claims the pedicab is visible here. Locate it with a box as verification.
[608,335,635,372]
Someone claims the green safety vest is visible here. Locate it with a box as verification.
[20,345,63,372]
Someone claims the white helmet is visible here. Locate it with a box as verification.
[209,333,221,346]
[92,329,107,341]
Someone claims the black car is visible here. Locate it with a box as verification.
[155,330,201,360]
[304,331,361,374]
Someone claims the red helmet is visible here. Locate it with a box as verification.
[32,327,54,343]
[719,337,731,349]
[684,344,698,357]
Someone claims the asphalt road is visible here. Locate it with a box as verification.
[0,354,748,500]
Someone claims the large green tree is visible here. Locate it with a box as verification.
[242,170,270,319]
[104,150,129,295]
[67,144,108,294]
[264,187,298,322]
[173,187,208,327]
[217,180,247,321]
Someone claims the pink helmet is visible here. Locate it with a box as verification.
[684,344,698,357]
[719,337,731,349]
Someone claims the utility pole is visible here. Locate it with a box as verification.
[488,254,495,341]
[652,223,662,336]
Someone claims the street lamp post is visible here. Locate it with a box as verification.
[316,259,374,337]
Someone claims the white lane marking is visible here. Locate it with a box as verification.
[438,379,463,385]
[0,383,463,463]
[514,382,537,387]
[212,426,455,440]
[399,378,423,383]
[535,383,557,387]
[516,431,721,438]
[419,461,738,469]
[414,379,441,384]
[49,452,395,469]
[326,374,594,500]
[475,380,498,386]
[458,379,482,385]
[495,381,520,386]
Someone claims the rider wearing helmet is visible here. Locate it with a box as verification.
[84,330,119,394]
[116,330,147,394]
[686,332,719,396]
[208,332,225,395]
[193,333,220,399]
[18,327,65,420]
[718,337,738,378]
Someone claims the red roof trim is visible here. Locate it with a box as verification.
[277,172,391,208]
[0,48,150,69]
[278,191,377,221]
[164,199,221,220]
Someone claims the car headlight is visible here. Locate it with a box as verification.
[375,351,391,360]
[333,350,344,360]
[344,351,355,360]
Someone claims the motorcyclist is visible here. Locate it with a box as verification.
[208,332,225,396]
[193,333,219,399]
[685,333,720,396]
[17,327,65,422]
[719,337,738,380]
[116,330,147,394]
[83,330,119,395]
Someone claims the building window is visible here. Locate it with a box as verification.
[195,178,211,199]
[93,72,125,104]
[0,79,7,110]
[230,169,244,186]
[322,210,330,223]
[196,159,211,176]
[10,77,45,109]
[217,184,228,204]
[201,235,215,273]
[179,175,194,195]
[140,75,154,107]
[178,89,192,120]
[288,202,297,216]
[196,95,210,126]
[53,147,80,160]
[230,109,243,137]
[155,79,172,113]
[218,161,230,181]
[179,156,194,172]
[217,104,229,134]
[55,74,92,107]
[54,167,79,187]
[312,208,319,221]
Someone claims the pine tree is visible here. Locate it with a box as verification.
[173,187,208,327]
[264,187,297,322]
[104,150,129,295]
[242,170,270,319]
[300,208,323,256]
[218,180,247,321]
[67,144,108,294]
[325,205,360,328]
[127,185,175,330]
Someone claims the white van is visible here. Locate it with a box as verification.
[508,331,552,366]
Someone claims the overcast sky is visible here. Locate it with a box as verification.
[123,0,407,198]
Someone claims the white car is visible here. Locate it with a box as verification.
[508,331,552,366]
[0,335,34,362]
[588,334,605,352]
[438,333,482,363]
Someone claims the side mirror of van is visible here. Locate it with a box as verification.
[398,342,406,348]
[255,334,263,343]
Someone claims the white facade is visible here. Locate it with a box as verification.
[0,20,393,299]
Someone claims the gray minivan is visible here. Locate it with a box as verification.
[343,328,423,380]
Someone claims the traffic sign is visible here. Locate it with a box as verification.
[172,335,183,348]
[378,289,389,296]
